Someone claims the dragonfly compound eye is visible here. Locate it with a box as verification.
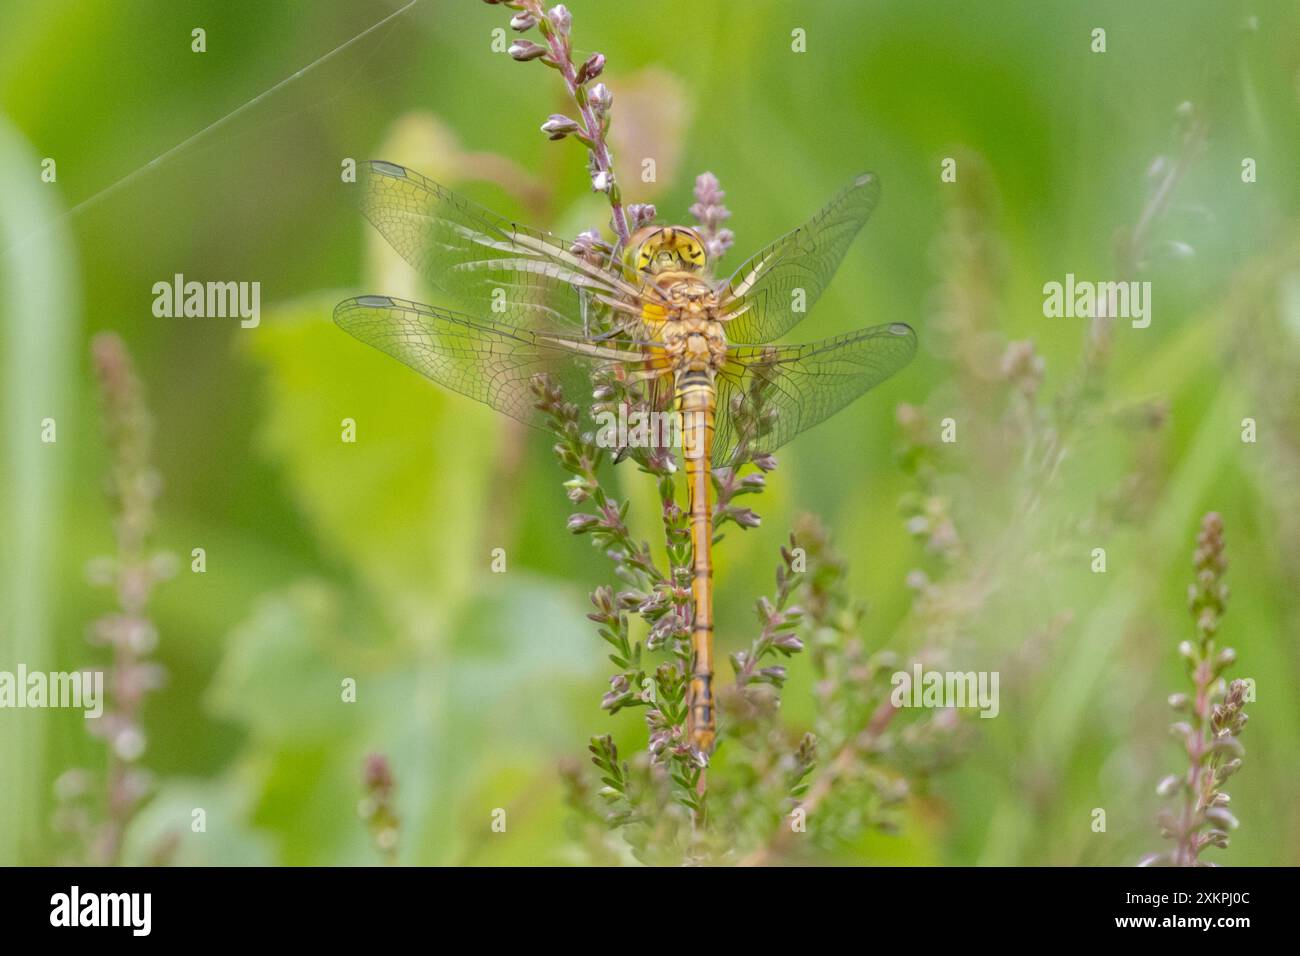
[632,228,709,275]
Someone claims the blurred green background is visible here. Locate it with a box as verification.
[1,0,1298,865]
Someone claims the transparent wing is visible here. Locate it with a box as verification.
[718,173,882,344]
[713,321,916,467]
[358,160,644,331]
[333,294,647,428]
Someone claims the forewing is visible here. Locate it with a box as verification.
[719,173,882,344]
[713,321,917,467]
[333,294,637,428]
[359,160,641,331]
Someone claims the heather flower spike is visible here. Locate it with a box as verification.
[690,171,735,260]
[52,334,175,866]
[359,754,400,864]
[493,0,631,244]
[1143,513,1250,867]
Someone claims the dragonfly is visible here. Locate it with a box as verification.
[335,160,916,756]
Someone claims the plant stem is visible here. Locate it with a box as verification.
[525,1,631,246]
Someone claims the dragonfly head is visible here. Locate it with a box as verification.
[627,226,708,276]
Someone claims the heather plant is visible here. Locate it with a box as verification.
[52,333,174,866]
[530,95,1279,858]
[359,753,401,865]
[491,0,634,246]
[1142,513,1249,866]
[488,0,969,865]
[537,375,965,864]
[877,109,1242,866]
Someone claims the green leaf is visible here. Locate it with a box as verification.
[206,580,371,745]
[206,574,596,864]
[244,292,501,610]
